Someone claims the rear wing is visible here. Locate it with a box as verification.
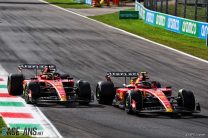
[106,72,139,84]
[106,72,139,77]
[18,64,56,70]
[18,64,56,76]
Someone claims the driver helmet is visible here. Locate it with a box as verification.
[43,66,51,74]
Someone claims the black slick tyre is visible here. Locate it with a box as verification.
[7,74,24,96]
[77,80,91,105]
[177,89,195,111]
[96,81,115,104]
[26,82,40,104]
[125,90,143,114]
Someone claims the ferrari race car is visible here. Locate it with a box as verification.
[96,72,201,114]
[7,64,93,105]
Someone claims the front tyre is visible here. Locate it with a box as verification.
[125,93,134,114]
[24,82,40,104]
[177,89,195,111]
[77,80,91,105]
[125,90,143,114]
[96,81,115,105]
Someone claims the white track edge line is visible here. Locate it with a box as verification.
[35,106,63,138]
[39,0,208,64]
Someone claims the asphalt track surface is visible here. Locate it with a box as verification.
[0,0,208,137]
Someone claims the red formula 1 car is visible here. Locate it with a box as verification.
[96,72,201,114]
[7,64,93,105]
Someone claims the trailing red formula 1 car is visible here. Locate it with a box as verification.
[96,72,201,114]
[7,64,93,105]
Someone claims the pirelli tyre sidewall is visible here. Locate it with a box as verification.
[77,80,91,105]
[125,90,143,114]
[96,81,115,104]
[7,74,24,96]
[177,89,195,111]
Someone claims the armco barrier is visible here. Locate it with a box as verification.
[135,1,208,40]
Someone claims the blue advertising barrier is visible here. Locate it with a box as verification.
[198,23,208,39]
[85,0,92,5]
[145,10,155,25]
[166,15,181,33]
[76,0,92,5]
[135,1,208,40]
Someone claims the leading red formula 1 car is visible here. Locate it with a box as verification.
[7,64,93,105]
[96,72,201,114]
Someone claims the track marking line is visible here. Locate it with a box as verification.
[0,84,7,88]
[0,107,32,113]
[0,93,16,98]
[0,101,25,107]
[1,112,33,118]
[39,0,208,64]
[4,118,41,125]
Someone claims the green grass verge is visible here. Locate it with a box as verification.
[0,117,30,138]
[45,0,92,9]
[89,12,208,60]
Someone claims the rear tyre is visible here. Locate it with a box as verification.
[7,74,24,96]
[177,89,195,111]
[125,90,143,114]
[96,81,115,104]
[77,80,91,105]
